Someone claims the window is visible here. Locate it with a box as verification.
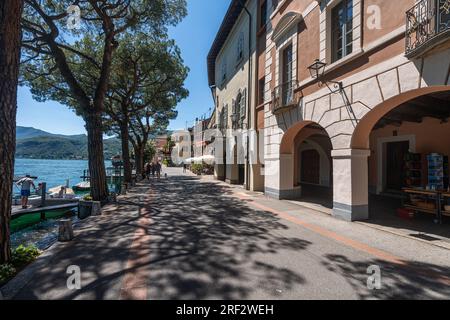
[260,1,267,29]
[239,89,246,121]
[237,32,244,62]
[281,44,293,106]
[258,78,265,105]
[221,60,227,82]
[331,0,353,62]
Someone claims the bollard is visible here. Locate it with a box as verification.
[40,182,46,207]
[109,192,117,203]
[58,219,74,242]
[91,201,102,216]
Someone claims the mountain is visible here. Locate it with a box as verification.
[16,126,86,140]
[15,126,121,160]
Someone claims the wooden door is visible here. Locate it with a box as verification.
[386,141,409,191]
[301,149,320,185]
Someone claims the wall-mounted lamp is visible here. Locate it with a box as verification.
[308,59,327,80]
[307,59,343,94]
[308,58,359,124]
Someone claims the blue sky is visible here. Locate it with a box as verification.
[17,0,231,135]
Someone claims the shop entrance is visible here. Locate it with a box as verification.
[352,88,450,242]
[386,141,410,192]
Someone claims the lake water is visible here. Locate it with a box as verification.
[14,158,112,195]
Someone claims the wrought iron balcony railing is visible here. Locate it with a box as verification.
[271,80,299,114]
[406,0,450,57]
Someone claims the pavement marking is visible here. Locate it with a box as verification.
[119,189,153,300]
[233,193,450,286]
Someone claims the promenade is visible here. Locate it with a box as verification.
[2,167,450,300]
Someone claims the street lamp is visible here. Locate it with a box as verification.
[307,58,343,93]
[308,59,327,80]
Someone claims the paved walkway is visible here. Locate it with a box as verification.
[3,167,450,300]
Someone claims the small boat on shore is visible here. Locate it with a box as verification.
[73,181,90,192]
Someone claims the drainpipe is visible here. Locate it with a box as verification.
[243,2,252,191]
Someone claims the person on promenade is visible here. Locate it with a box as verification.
[156,161,162,179]
[17,175,36,209]
[151,162,156,177]
[183,163,187,173]
[145,162,151,180]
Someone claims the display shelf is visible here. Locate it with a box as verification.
[404,152,422,188]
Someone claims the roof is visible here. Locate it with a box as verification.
[207,0,246,87]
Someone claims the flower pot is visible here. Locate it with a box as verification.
[78,200,93,220]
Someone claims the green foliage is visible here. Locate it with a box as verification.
[144,142,157,163]
[0,264,16,285]
[190,164,203,175]
[83,195,93,201]
[11,245,40,268]
[0,245,41,285]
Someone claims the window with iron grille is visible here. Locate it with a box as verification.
[331,0,353,63]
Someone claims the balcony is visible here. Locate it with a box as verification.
[271,80,299,114]
[406,0,450,58]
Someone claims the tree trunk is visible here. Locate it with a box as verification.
[134,144,145,177]
[85,112,109,202]
[119,121,132,183]
[0,0,23,264]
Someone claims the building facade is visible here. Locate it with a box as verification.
[209,0,450,222]
[208,0,265,190]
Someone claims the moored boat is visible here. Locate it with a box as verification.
[73,181,90,192]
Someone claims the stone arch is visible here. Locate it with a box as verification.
[280,121,314,154]
[351,85,450,149]
[270,120,332,199]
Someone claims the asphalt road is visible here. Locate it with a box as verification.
[8,167,450,300]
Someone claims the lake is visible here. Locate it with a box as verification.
[14,158,112,195]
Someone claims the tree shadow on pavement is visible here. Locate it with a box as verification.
[12,178,311,300]
[322,254,450,299]
[142,176,312,299]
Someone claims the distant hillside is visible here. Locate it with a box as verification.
[16,126,86,140]
[16,126,121,160]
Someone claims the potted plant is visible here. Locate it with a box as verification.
[78,194,93,219]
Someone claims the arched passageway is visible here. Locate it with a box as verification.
[351,86,450,230]
[275,121,333,208]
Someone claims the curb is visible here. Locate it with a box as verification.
[355,221,450,251]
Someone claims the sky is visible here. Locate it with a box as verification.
[16,0,231,135]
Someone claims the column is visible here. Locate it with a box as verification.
[332,149,371,221]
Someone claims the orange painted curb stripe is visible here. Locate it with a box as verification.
[119,190,153,300]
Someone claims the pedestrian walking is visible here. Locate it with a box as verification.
[145,162,151,180]
[156,161,162,179]
[16,175,36,209]
[151,162,156,177]
[183,163,187,173]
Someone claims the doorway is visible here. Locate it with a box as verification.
[385,141,409,192]
[301,149,320,184]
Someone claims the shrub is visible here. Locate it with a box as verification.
[83,194,93,201]
[190,163,203,175]
[0,264,16,285]
[11,245,40,268]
